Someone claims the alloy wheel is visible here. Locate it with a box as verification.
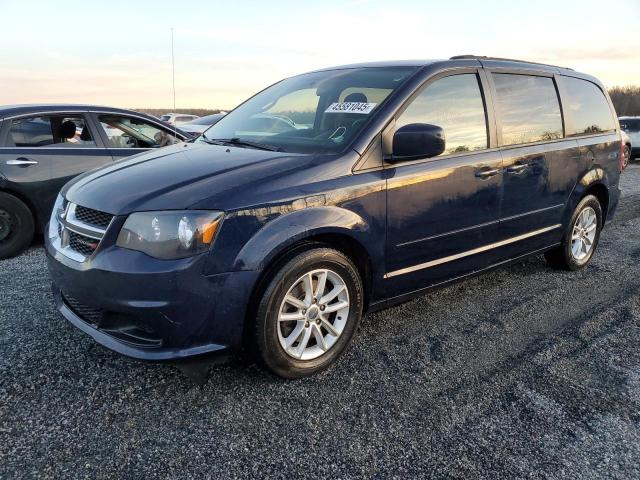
[277,268,350,360]
[623,145,630,168]
[571,206,597,261]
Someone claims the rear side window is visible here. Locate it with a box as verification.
[492,74,563,146]
[397,73,488,156]
[7,115,96,147]
[562,77,615,136]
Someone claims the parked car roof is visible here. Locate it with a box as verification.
[0,104,159,120]
[184,113,226,126]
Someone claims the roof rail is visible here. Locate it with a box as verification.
[449,55,573,71]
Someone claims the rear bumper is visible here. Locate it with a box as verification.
[46,233,260,361]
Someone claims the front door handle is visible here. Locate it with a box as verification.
[506,163,527,174]
[475,168,499,179]
[6,158,38,166]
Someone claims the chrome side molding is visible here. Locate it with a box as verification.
[384,224,562,279]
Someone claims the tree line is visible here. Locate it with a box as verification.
[608,86,640,117]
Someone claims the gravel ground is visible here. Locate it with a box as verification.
[2,165,640,479]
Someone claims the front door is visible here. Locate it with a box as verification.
[91,113,182,160]
[385,72,503,298]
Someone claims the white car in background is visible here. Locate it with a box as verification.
[160,113,200,126]
[619,117,639,162]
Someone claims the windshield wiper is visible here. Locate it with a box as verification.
[203,137,282,152]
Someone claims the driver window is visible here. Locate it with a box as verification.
[397,74,488,156]
[98,115,180,148]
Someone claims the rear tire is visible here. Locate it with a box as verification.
[623,145,631,168]
[254,247,363,378]
[0,192,34,259]
[545,194,602,271]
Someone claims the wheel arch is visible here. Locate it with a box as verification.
[583,183,609,223]
[238,207,380,348]
[566,167,610,225]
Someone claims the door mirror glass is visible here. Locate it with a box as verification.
[391,123,445,162]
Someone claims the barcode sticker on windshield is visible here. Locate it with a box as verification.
[325,102,377,114]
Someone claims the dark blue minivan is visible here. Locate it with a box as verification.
[46,56,624,377]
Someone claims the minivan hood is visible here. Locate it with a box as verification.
[63,142,305,214]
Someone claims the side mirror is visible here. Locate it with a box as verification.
[391,123,445,162]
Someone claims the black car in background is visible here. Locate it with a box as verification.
[179,113,227,138]
[0,105,191,258]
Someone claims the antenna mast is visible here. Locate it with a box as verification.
[171,28,177,138]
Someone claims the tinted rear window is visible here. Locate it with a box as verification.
[561,77,616,136]
[492,74,563,146]
[6,116,96,147]
[619,118,640,132]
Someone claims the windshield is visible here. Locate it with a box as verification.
[200,67,418,154]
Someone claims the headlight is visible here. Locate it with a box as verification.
[116,211,223,259]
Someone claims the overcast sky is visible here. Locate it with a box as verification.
[1,0,638,110]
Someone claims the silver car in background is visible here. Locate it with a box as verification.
[160,113,200,126]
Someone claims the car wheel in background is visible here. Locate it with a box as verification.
[623,144,631,168]
[545,194,602,271]
[254,248,363,378]
[0,192,35,259]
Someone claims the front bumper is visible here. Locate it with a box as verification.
[46,233,259,361]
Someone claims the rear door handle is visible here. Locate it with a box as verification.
[506,163,527,174]
[475,168,499,179]
[6,158,38,166]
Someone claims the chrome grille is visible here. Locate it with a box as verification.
[54,202,110,262]
[68,231,99,256]
[74,205,113,229]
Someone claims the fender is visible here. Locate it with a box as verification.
[232,206,380,273]
[563,165,609,225]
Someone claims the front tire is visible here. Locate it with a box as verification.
[254,248,363,378]
[0,192,34,259]
[545,194,602,271]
